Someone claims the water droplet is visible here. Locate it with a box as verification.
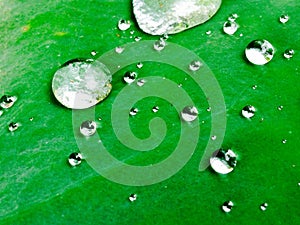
[260,203,268,211]
[223,21,239,35]
[228,13,238,22]
[118,19,131,31]
[282,139,287,144]
[205,30,212,35]
[136,79,146,87]
[134,36,142,42]
[130,108,138,116]
[252,85,257,90]
[162,33,169,40]
[115,46,125,54]
[136,62,143,69]
[68,152,83,166]
[277,105,283,111]
[180,106,198,122]
[8,122,19,132]
[29,117,34,121]
[211,135,217,140]
[222,201,234,213]
[283,49,295,59]
[241,105,256,119]
[207,107,211,112]
[0,108,3,117]
[0,95,17,109]
[80,120,97,137]
[129,194,137,202]
[152,106,159,113]
[153,38,166,51]
[123,71,138,84]
[279,15,289,24]
[52,59,112,109]
[210,149,237,174]
[178,83,183,88]
[90,50,97,56]
[245,40,275,65]
[189,60,202,71]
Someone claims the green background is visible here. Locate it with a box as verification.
[0,0,299,224]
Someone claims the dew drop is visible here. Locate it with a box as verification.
[211,135,217,140]
[118,19,131,31]
[130,108,138,116]
[68,152,83,166]
[189,60,202,71]
[180,106,198,122]
[134,36,142,42]
[136,62,143,69]
[129,194,137,202]
[260,203,268,211]
[90,50,97,56]
[162,33,169,40]
[115,46,125,54]
[210,149,237,174]
[241,105,256,119]
[154,38,166,51]
[282,139,287,144]
[205,30,212,35]
[207,107,211,112]
[228,13,238,22]
[283,49,295,59]
[279,15,289,24]
[8,122,20,132]
[80,120,97,137]
[136,79,146,87]
[223,21,239,35]
[245,39,275,65]
[252,85,257,90]
[29,117,34,121]
[277,105,283,111]
[123,71,138,84]
[152,106,159,113]
[222,201,234,213]
[0,95,17,109]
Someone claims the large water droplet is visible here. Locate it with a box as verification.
[68,152,83,166]
[222,201,234,213]
[118,19,131,31]
[210,149,237,174]
[241,105,256,119]
[123,71,138,84]
[279,15,289,24]
[80,120,97,137]
[0,95,17,109]
[189,60,202,71]
[245,40,275,65]
[136,62,144,69]
[52,59,112,109]
[223,21,239,35]
[283,49,294,59]
[8,122,20,132]
[180,106,198,122]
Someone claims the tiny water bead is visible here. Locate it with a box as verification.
[223,21,239,35]
[245,39,275,65]
[152,106,159,113]
[118,19,131,31]
[136,62,143,69]
[241,105,256,119]
[90,50,97,56]
[252,85,258,90]
[260,203,268,211]
[282,139,287,144]
[130,108,138,116]
[210,149,237,174]
[211,135,217,141]
[0,95,17,109]
[129,194,137,202]
[180,106,198,122]
[283,49,295,59]
[189,60,202,71]
[153,38,166,51]
[222,201,234,213]
[279,14,289,24]
[277,105,283,111]
[68,152,83,166]
[136,79,146,87]
[123,71,138,84]
[134,36,142,42]
[80,120,97,137]
[228,13,238,22]
[115,46,125,54]
[8,122,19,132]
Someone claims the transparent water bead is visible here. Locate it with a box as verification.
[223,20,239,35]
[8,122,19,132]
[129,194,137,202]
[228,13,238,22]
[80,120,97,137]
[136,62,144,69]
[136,79,146,87]
[260,203,268,211]
[0,95,17,109]
[130,108,139,116]
[222,201,234,213]
[152,106,159,113]
[282,139,287,144]
[245,40,275,65]
[279,15,289,24]
[115,46,125,54]
[154,39,166,51]
[118,19,131,31]
[134,36,142,42]
[210,149,237,174]
[241,105,256,119]
[52,59,112,109]
[189,60,202,71]
[123,71,138,84]
[68,152,83,166]
[90,50,97,56]
[180,106,198,122]
[283,49,294,59]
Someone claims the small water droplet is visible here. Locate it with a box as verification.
[211,135,217,140]
[279,14,289,24]
[115,46,125,54]
[205,30,212,35]
[130,30,135,35]
[123,71,138,84]
[241,105,256,119]
[29,117,34,121]
[136,79,146,87]
[136,62,143,69]
[0,95,17,109]
[260,203,268,211]
[134,36,142,42]
[162,33,169,40]
[154,38,166,51]
[178,83,183,88]
[8,122,20,132]
[223,21,239,35]
[245,40,275,65]
[206,107,211,112]
[210,149,237,174]
[180,106,198,122]
[239,33,244,37]
[282,139,287,144]
[90,50,97,56]
[189,60,202,71]
[283,49,295,59]
[277,105,283,111]
[130,108,138,116]
[222,201,234,213]
[129,194,137,202]
[152,106,159,113]
[118,19,131,31]
[228,13,238,22]
[68,152,83,166]
[80,120,97,137]
[252,85,258,90]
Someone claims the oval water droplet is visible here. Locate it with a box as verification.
[152,106,159,113]
[90,50,97,56]
[205,30,212,35]
[222,201,234,213]
[260,203,268,211]
[8,122,20,132]
[277,105,283,111]
[241,105,256,119]
[223,21,239,35]
[115,46,125,54]
[180,106,198,122]
[0,95,17,109]
[279,15,289,24]
[210,149,237,174]
[80,120,97,137]
[68,152,83,166]
[134,36,142,42]
[245,40,275,65]
[154,39,166,51]
[129,193,137,202]
[283,49,294,59]
[136,62,143,69]
[228,13,238,22]
[189,60,202,71]
[130,108,138,116]
[118,19,131,31]
[123,71,138,84]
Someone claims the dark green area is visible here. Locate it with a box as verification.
[0,0,299,224]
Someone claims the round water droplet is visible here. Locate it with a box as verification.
[129,194,137,202]
[130,108,138,116]
[29,117,34,121]
[136,79,146,87]
[211,135,217,140]
[162,33,169,40]
[222,201,234,213]
[180,106,198,122]
[80,120,97,137]
[282,139,287,144]
[52,59,112,109]
[241,105,256,119]
[279,15,289,24]
[154,39,166,51]
[245,40,275,65]
[152,106,159,113]
[134,36,142,42]
[260,203,268,211]
[123,71,138,84]
[136,62,143,69]
[189,60,202,71]
[223,21,239,35]
[252,85,257,90]
[283,49,294,59]
[210,149,237,174]
[8,122,19,132]
[206,107,211,112]
[205,30,212,35]
[115,46,125,54]
[0,95,17,109]
[118,19,131,31]
[90,50,97,56]
[68,152,83,166]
